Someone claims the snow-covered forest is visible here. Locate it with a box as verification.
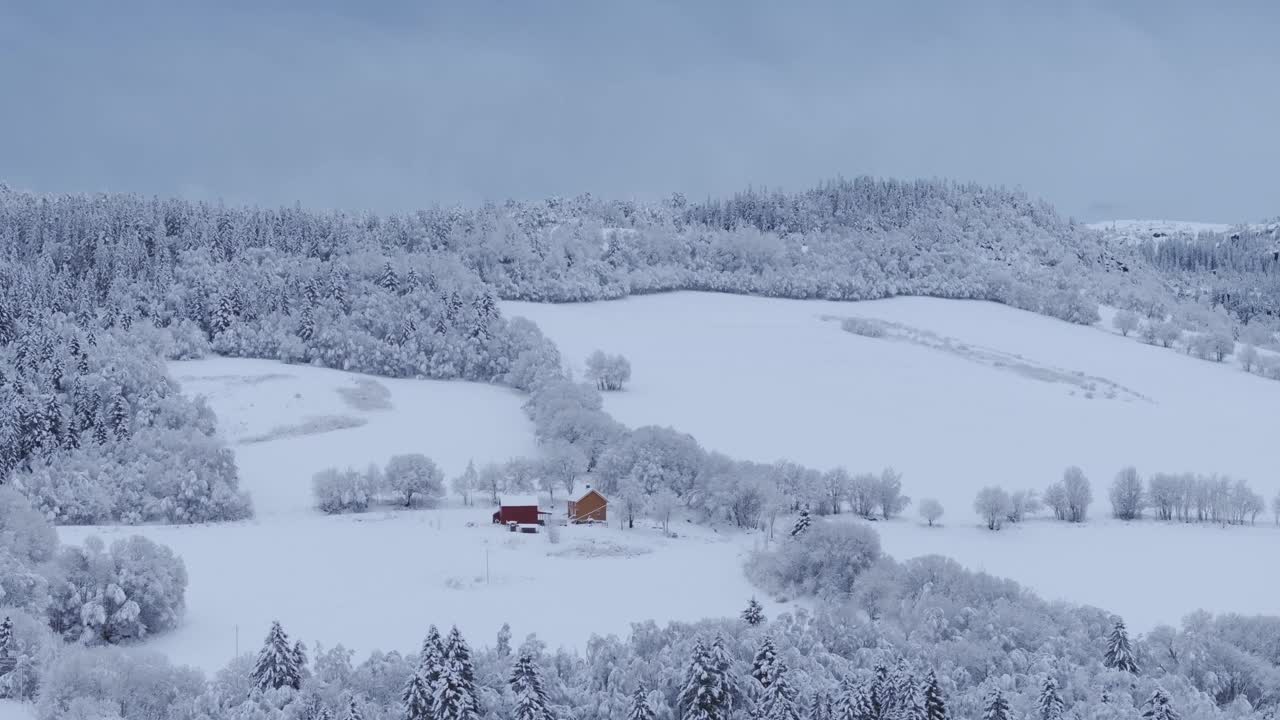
[4,179,1280,719]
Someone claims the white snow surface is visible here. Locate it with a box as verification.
[0,701,33,720]
[58,357,763,673]
[505,292,1280,631]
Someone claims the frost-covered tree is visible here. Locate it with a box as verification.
[923,670,946,720]
[918,498,943,527]
[384,454,445,507]
[0,616,11,659]
[1104,620,1139,673]
[974,487,1012,530]
[834,676,871,720]
[746,521,881,599]
[1061,466,1092,522]
[452,460,478,506]
[401,666,434,720]
[742,598,766,626]
[982,688,1010,720]
[49,535,187,644]
[1113,310,1140,337]
[629,687,656,720]
[1238,344,1259,372]
[585,350,631,391]
[809,692,834,720]
[1006,490,1042,523]
[757,661,801,720]
[750,636,779,691]
[679,639,732,720]
[443,626,480,718]
[1037,677,1063,720]
[345,696,365,720]
[790,507,813,537]
[1142,687,1179,720]
[252,621,300,691]
[1110,467,1145,520]
[510,649,553,720]
[497,623,512,657]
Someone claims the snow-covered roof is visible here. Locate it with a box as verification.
[500,495,541,508]
[571,487,606,503]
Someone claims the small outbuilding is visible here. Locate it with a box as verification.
[492,495,549,526]
[567,485,608,523]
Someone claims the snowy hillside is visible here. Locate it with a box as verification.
[58,357,764,673]
[506,292,1280,629]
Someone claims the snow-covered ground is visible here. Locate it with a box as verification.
[58,358,763,673]
[506,292,1280,629]
[0,701,33,720]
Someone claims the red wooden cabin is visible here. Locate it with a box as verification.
[491,495,548,526]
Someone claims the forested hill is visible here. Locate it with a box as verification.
[0,177,1131,325]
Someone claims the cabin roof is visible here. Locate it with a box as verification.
[570,487,607,503]
[500,495,541,508]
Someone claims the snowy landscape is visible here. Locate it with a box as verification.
[5,5,1280,719]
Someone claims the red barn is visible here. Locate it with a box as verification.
[492,495,548,526]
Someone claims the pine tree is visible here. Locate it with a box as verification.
[751,636,778,691]
[1141,687,1179,720]
[869,665,890,720]
[1104,620,1139,674]
[982,689,1010,720]
[790,507,812,537]
[510,649,552,720]
[378,262,399,292]
[678,639,732,720]
[433,659,479,720]
[808,692,833,720]
[0,616,12,658]
[251,621,299,692]
[298,309,315,342]
[401,667,434,720]
[922,671,946,720]
[110,394,129,441]
[742,598,766,626]
[1036,677,1063,720]
[834,676,871,720]
[497,623,512,657]
[293,640,309,687]
[629,688,656,720]
[444,625,481,717]
[757,661,801,720]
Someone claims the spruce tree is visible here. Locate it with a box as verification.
[757,661,801,720]
[444,625,481,717]
[1104,620,1139,674]
[982,689,1010,720]
[0,616,12,657]
[834,676,871,720]
[345,697,364,720]
[110,394,129,440]
[378,262,399,292]
[742,598,766,626]
[897,681,926,720]
[510,649,552,720]
[251,621,299,692]
[298,309,315,342]
[1036,676,1064,720]
[923,671,946,720]
[1141,687,1179,720]
[678,639,731,720]
[751,636,779,691]
[869,665,890,720]
[808,692,833,720]
[497,623,512,657]
[293,640,309,687]
[433,659,479,720]
[629,688,656,720]
[401,667,434,720]
[790,507,812,537]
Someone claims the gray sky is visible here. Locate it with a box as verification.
[2,1,1277,222]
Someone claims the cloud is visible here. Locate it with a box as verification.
[1,0,1277,221]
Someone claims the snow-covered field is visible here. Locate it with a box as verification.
[0,701,32,720]
[506,292,1280,629]
[58,358,762,673]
